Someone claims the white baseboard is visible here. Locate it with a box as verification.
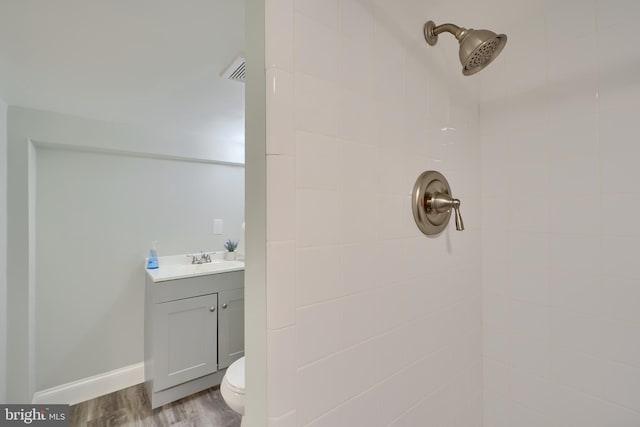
[32,362,144,405]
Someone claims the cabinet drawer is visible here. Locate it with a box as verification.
[153,293,218,392]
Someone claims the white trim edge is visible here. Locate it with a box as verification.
[32,362,144,405]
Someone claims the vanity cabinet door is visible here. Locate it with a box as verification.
[154,293,218,392]
[218,288,244,369]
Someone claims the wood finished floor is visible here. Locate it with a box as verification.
[69,384,241,427]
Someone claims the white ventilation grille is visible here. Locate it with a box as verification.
[221,56,246,82]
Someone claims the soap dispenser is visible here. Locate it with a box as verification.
[147,241,159,269]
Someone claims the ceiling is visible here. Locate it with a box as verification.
[0,0,245,146]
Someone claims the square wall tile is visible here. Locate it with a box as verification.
[483,294,510,334]
[338,89,377,145]
[295,246,342,307]
[551,309,602,356]
[376,195,409,240]
[483,230,509,264]
[603,318,640,368]
[510,401,549,427]
[481,196,512,233]
[338,0,374,42]
[551,272,601,316]
[484,327,510,364]
[295,0,338,28]
[269,411,296,427]
[483,387,510,427]
[552,385,604,427]
[600,107,640,194]
[605,361,640,413]
[341,291,382,347]
[505,12,547,92]
[341,340,381,399]
[510,335,552,378]
[268,327,297,417]
[553,345,604,397]
[550,195,601,234]
[340,141,377,191]
[600,400,640,426]
[296,300,343,366]
[266,0,294,71]
[340,190,379,244]
[295,72,340,136]
[267,155,296,241]
[510,196,548,233]
[295,131,341,190]
[374,240,410,287]
[375,100,407,151]
[303,406,345,427]
[603,276,640,323]
[375,148,409,196]
[547,116,598,160]
[296,189,341,247]
[508,128,549,196]
[266,68,295,155]
[340,386,384,427]
[598,26,640,112]
[547,31,597,83]
[296,351,347,425]
[338,34,375,96]
[266,241,296,329]
[509,232,548,271]
[484,358,510,396]
[603,236,640,279]
[596,0,640,29]
[550,234,600,276]
[295,12,339,81]
[482,264,509,296]
[511,369,552,413]
[509,300,550,341]
[510,268,549,306]
[603,194,640,236]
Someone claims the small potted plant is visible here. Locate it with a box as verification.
[224,239,238,260]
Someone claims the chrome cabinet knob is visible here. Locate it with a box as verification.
[222,303,228,309]
[210,306,216,312]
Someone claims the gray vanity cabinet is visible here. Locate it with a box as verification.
[218,288,245,369]
[144,270,244,408]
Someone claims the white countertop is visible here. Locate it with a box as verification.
[145,252,244,283]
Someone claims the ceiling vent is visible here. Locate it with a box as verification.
[221,56,246,83]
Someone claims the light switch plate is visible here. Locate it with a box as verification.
[213,219,223,235]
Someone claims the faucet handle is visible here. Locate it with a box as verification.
[430,192,464,231]
[451,198,464,231]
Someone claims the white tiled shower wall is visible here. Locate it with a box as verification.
[263,0,482,425]
[480,0,640,425]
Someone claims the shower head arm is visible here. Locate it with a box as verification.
[424,21,471,46]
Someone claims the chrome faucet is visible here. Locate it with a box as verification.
[188,252,212,264]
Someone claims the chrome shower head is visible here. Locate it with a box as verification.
[424,20,507,76]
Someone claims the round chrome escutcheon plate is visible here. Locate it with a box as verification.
[412,170,452,235]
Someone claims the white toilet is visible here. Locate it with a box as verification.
[221,356,245,423]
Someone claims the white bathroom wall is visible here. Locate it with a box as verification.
[6,107,244,397]
[263,1,483,426]
[34,149,244,391]
[0,98,7,402]
[480,1,640,425]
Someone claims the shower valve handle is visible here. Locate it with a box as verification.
[429,193,465,231]
[412,171,464,235]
